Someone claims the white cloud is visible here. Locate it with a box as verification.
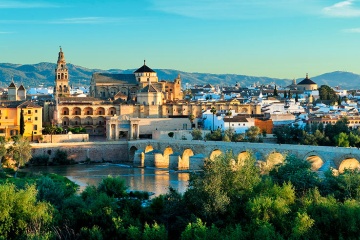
[0,17,130,25]
[149,0,325,19]
[343,27,360,32]
[323,0,360,17]
[51,17,129,24]
[0,1,58,8]
[0,31,14,34]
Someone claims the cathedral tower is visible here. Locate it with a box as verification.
[54,47,70,97]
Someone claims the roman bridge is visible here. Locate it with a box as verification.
[128,140,360,173]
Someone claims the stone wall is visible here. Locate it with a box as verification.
[41,133,89,143]
[31,141,129,163]
[138,118,191,135]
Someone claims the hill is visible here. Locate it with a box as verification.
[0,62,359,89]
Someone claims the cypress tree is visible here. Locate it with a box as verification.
[273,86,278,96]
[20,109,25,136]
[284,91,287,99]
[295,93,299,102]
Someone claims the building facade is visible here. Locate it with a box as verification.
[0,101,42,140]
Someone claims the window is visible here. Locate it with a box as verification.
[34,132,37,134]
[33,125,37,130]
[35,117,38,121]
[35,110,37,113]
[28,110,31,114]
[111,111,114,115]
[99,121,102,125]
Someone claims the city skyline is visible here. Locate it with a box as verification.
[1,0,360,79]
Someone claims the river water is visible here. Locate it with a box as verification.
[26,163,190,197]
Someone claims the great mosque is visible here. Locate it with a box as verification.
[49,47,259,139]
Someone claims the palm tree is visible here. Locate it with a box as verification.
[226,110,232,130]
[210,107,217,131]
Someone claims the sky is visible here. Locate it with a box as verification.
[1,0,360,79]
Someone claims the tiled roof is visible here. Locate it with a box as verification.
[18,85,25,90]
[8,82,16,88]
[92,73,137,84]
[134,63,155,73]
[140,84,160,93]
[224,115,248,122]
[298,75,317,85]
[0,100,41,108]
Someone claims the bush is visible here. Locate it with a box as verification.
[98,176,127,198]
[168,132,174,138]
[52,150,70,165]
[29,155,49,166]
[191,129,203,140]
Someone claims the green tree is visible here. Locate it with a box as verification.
[191,128,203,140]
[283,90,287,99]
[337,95,342,105]
[8,136,32,178]
[97,175,127,198]
[288,90,292,99]
[0,183,54,239]
[295,92,299,102]
[188,114,195,129]
[273,85,278,97]
[269,155,320,197]
[20,109,25,136]
[210,107,217,131]
[205,129,222,141]
[143,222,168,240]
[0,137,6,172]
[246,126,261,142]
[318,85,337,103]
[335,132,349,147]
[184,151,260,222]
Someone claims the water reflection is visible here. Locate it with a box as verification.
[26,163,189,197]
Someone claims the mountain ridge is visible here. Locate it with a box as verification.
[0,62,359,89]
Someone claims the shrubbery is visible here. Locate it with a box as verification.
[4,153,360,239]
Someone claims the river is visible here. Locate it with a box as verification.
[26,163,190,197]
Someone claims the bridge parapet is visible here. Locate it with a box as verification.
[128,140,360,172]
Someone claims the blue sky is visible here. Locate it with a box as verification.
[1,0,360,78]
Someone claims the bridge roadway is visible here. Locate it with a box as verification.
[128,140,360,173]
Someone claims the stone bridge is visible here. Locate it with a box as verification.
[128,140,360,173]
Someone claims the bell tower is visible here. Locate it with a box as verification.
[54,46,70,97]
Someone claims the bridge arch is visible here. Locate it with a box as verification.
[180,148,194,170]
[163,146,173,157]
[209,149,222,160]
[266,151,285,166]
[303,151,325,171]
[129,146,138,162]
[145,145,154,153]
[338,156,360,173]
[237,151,252,165]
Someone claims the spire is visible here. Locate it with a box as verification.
[306,73,309,79]
[144,59,146,66]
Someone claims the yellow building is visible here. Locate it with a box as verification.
[0,101,42,140]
